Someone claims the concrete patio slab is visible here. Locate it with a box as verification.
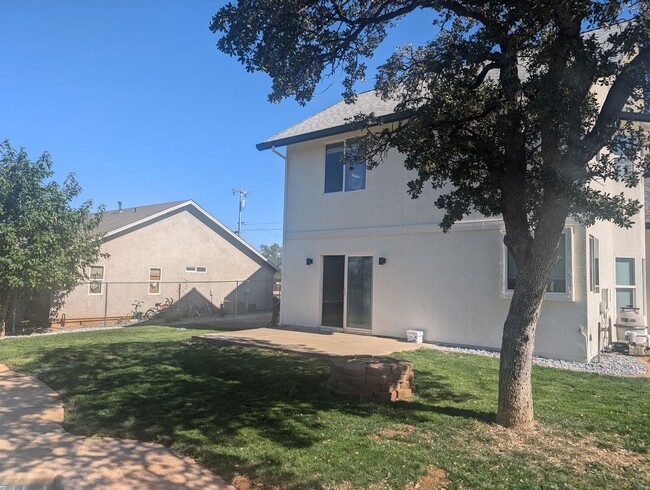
[0,365,231,490]
[193,327,429,357]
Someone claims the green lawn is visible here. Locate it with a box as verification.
[0,326,648,489]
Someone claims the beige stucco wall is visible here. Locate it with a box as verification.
[583,118,648,350]
[59,206,275,321]
[280,129,646,362]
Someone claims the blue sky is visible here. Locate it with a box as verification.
[0,1,435,249]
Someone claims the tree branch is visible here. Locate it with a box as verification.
[580,45,650,160]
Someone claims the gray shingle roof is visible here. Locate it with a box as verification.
[256,90,400,150]
[94,201,187,235]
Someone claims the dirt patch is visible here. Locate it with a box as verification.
[230,475,281,490]
[456,422,649,476]
[368,424,417,441]
[404,466,451,490]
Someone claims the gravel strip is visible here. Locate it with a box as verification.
[427,344,647,376]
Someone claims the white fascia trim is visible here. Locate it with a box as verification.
[285,218,505,241]
[105,200,279,272]
[285,217,584,241]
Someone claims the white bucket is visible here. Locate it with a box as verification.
[406,330,424,343]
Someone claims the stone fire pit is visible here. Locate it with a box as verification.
[328,356,414,402]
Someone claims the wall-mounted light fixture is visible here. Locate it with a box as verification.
[306,258,313,266]
[378,257,387,265]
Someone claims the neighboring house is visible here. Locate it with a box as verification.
[257,92,649,362]
[58,200,278,324]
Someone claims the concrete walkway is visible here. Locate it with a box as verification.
[0,364,230,490]
[194,327,428,357]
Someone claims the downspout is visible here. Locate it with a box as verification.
[579,326,589,362]
[271,146,287,161]
[271,146,287,326]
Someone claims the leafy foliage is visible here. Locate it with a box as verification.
[259,242,282,269]
[0,141,105,332]
[260,242,282,282]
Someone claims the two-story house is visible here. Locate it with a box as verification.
[257,90,648,363]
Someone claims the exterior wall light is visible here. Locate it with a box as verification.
[306,258,313,266]
[378,257,387,265]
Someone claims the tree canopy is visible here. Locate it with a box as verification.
[0,141,105,335]
[259,242,282,269]
[212,1,650,430]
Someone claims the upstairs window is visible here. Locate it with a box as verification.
[507,233,568,294]
[325,142,366,193]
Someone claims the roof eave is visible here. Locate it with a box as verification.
[259,110,650,151]
[620,112,650,123]
[256,111,407,151]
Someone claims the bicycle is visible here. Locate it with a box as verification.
[131,300,144,321]
[144,297,174,319]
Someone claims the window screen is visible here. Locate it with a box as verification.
[325,143,344,193]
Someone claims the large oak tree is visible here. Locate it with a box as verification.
[212,1,650,430]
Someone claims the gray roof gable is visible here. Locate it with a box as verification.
[94,200,279,272]
[94,201,186,235]
[257,90,401,150]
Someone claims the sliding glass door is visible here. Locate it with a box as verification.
[322,256,345,327]
[321,255,373,330]
[346,256,373,330]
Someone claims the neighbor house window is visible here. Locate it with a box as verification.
[88,265,104,295]
[589,235,600,293]
[324,142,366,193]
[507,233,568,293]
[149,268,161,295]
[615,258,635,310]
[186,266,207,273]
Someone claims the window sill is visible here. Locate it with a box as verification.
[500,290,574,302]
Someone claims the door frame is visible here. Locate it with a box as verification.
[319,253,373,333]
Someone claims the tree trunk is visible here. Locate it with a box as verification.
[496,278,548,430]
[0,292,11,338]
[497,227,564,430]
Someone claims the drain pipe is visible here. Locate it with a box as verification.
[272,146,287,161]
[579,326,589,362]
[270,145,286,328]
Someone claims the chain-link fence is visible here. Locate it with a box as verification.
[55,279,275,328]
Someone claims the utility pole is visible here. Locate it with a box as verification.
[232,187,249,236]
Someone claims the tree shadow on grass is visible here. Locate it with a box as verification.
[401,370,496,423]
[27,339,491,487]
